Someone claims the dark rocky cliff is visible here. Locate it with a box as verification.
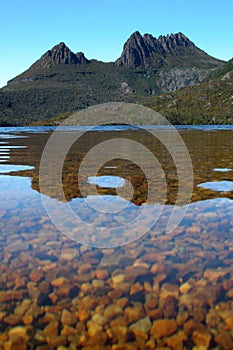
[116,31,222,68]
[37,42,90,68]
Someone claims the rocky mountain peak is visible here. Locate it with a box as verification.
[116,31,207,68]
[76,52,89,64]
[38,42,89,68]
[116,31,150,67]
[157,32,194,49]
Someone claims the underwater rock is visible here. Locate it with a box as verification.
[150,319,177,339]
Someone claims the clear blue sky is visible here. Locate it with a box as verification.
[0,0,232,87]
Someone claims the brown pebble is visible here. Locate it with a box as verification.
[61,309,77,326]
[190,285,221,308]
[108,289,124,300]
[43,312,59,323]
[179,281,192,294]
[222,280,233,291]
[51,277,69,287]
[39,281,51,294]
[14,276,27,289]
[224,316,233,330]
[151,263,164,274]
[56,284,77,298]
[83,331,108,348]
[0,290,25,303]
[130,283,143,295]
[0,333,7,342]
[8,326,33,342]
[124,304,145,325]
[80,282,92,294]
[160,283,179,301]
[144,282,152,293]
[193,307,208,323]
[162,296,178,319]
[130,317,152,339]
[165,330,188,350]
[183,319,204,335]
[116,297,129,309]
[43,320,59,337]
[87,320,103,337]
[154,273,167,284]
[110,316,127,327]
[61,325,77,336]
[186,226,201,234]
[226,288,233,298]
[151,319,177,339]
[77,309,90,322]
[14,299,31,318]
[104,304,123,321]
[95,269,109,280]
[78,263,92,274]
[112,344,136,350]
[116,282,131,294]
[192,329,212,348]
[107,325,134,343]
[145,294,159,310]
[4,335,27,350]
[22,314,33,325]
[124,266,149,284]
[146,308,163,320]
[143,253,165,263]
[205,309,221,328]
[75,272,95,283]
[215,331,233,350]
[204,268,229,283]
[176,310,189,326]
[46,335,67,347]
[4,314,22,326]
[29,269,44,283]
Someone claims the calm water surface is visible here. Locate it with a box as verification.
[0,126,233,349]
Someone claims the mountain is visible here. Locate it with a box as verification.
[116,31,221,68]
[37,42,90,67]
[0,31,225,125]
[144,59,233,124]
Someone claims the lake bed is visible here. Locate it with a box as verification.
[0,126,233,349]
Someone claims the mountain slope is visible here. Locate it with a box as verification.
[144,59,233,124]
[0,31,225,125]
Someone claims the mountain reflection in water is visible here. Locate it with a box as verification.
[0,126,233,348]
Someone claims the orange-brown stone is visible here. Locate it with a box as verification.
[151,319,177,339]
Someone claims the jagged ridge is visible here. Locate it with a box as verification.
[116,31,222,68]
[0,31,227,125]
[36,42,90,68]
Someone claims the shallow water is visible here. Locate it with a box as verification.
[0,126,233,349]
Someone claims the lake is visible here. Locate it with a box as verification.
[0,125,233,349]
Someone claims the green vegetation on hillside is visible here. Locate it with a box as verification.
[0,62,165,125]
[0,34,231,126]
[144,70,233,124]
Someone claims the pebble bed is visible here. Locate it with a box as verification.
[0,128,233,349]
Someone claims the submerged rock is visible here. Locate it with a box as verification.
[0,290,25,303]
[192,329,212,349]
[150,319,177,339]
[61,309,77,326]
[8,326,33,342]
[104,304,123,321]
[130,316,152,338]
[124,304,145,325]
[4,335,27,350]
